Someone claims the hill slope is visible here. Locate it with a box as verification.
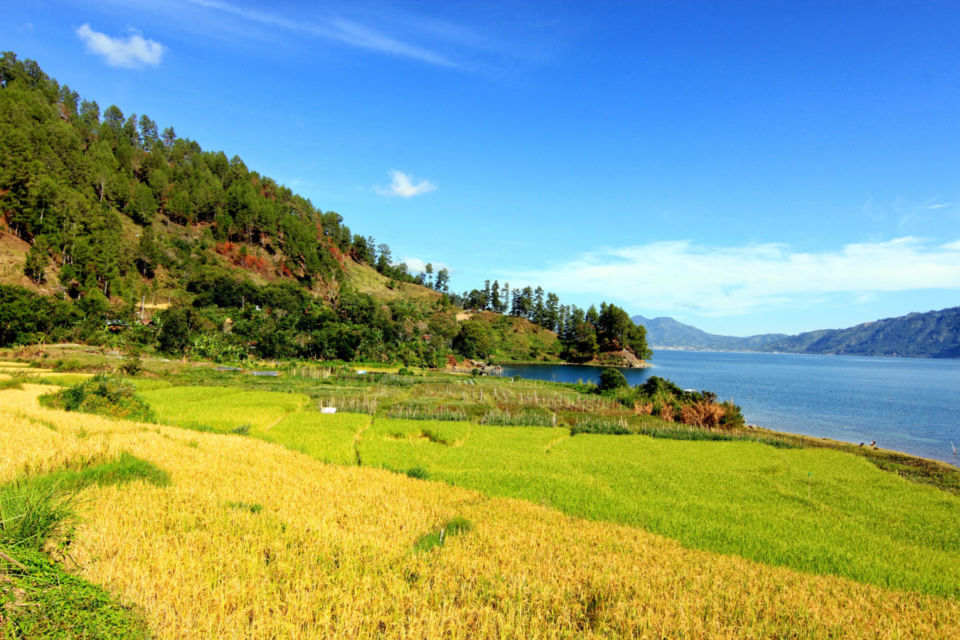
[0,51,650,365]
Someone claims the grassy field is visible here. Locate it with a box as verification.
[3,384,959,638]
[135,383,960,598]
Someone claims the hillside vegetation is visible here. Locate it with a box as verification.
[2,380,959,638]
[0,51,647,367]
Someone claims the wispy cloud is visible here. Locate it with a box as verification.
[188,0,458,67]
[896,196,955,230]
[506,237,960,316]
[375,170,437,198]
[76,24,165,68]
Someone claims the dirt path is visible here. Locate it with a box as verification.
[352,415,374,466]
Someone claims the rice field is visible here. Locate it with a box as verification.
[2,384,960,638]
[259,411,366,465]
[0,360,92,386]
[138,386,311,432]
[141,384,960,598]
[361,417,960,598]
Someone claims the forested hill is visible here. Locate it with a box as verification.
[761,307,960,358]
[0,52,648,366]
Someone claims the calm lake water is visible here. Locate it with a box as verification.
[500,351,960,465]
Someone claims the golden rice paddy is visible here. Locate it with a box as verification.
[2,385,958,639]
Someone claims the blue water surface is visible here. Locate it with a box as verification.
[500,351,960,464]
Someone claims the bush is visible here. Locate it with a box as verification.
[47,375,155,422]
[633,375,745,431]
[120,346,143,376]
[52,358,85,372]
[638,376,683,398]
[405,466,430,480]
[597,368,628,392]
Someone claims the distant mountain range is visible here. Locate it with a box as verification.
[633,306,960,358]
[631,315,788,352]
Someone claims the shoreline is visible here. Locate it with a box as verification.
[746,425,960,481]
[493,359,650,369]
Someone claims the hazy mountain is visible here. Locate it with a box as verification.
[762,307,960,358]
[633,307,960,358]
[631,315,787,351]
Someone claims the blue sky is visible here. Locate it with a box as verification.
[4,1,960,335]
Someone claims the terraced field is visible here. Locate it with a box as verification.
[139,384,960,599]
[2,384,960,638]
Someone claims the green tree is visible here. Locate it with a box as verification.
[453,318,494,359]
[434,267,449,293]
[24,237,50,284]
[126,182,157,225]
[158,307,192,354]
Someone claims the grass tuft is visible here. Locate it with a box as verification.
[413,516,473,552]
[404,466,430,480]
[227,501,263,514]
[0,481,75,552]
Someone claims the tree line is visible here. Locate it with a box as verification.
[450,279,649,360]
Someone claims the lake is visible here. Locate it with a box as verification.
[500,351,960,465]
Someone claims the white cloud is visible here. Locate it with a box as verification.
[375,170,437,198]
[506,237,960,316]
[76,24,165,69]
[400,257,448,273]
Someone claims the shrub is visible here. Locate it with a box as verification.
[120,346,143,376]
[638,376,684,398]
[597,368,628,392]
[719,401,745,430]
[680,400,727,428]
[47,375,155,422]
